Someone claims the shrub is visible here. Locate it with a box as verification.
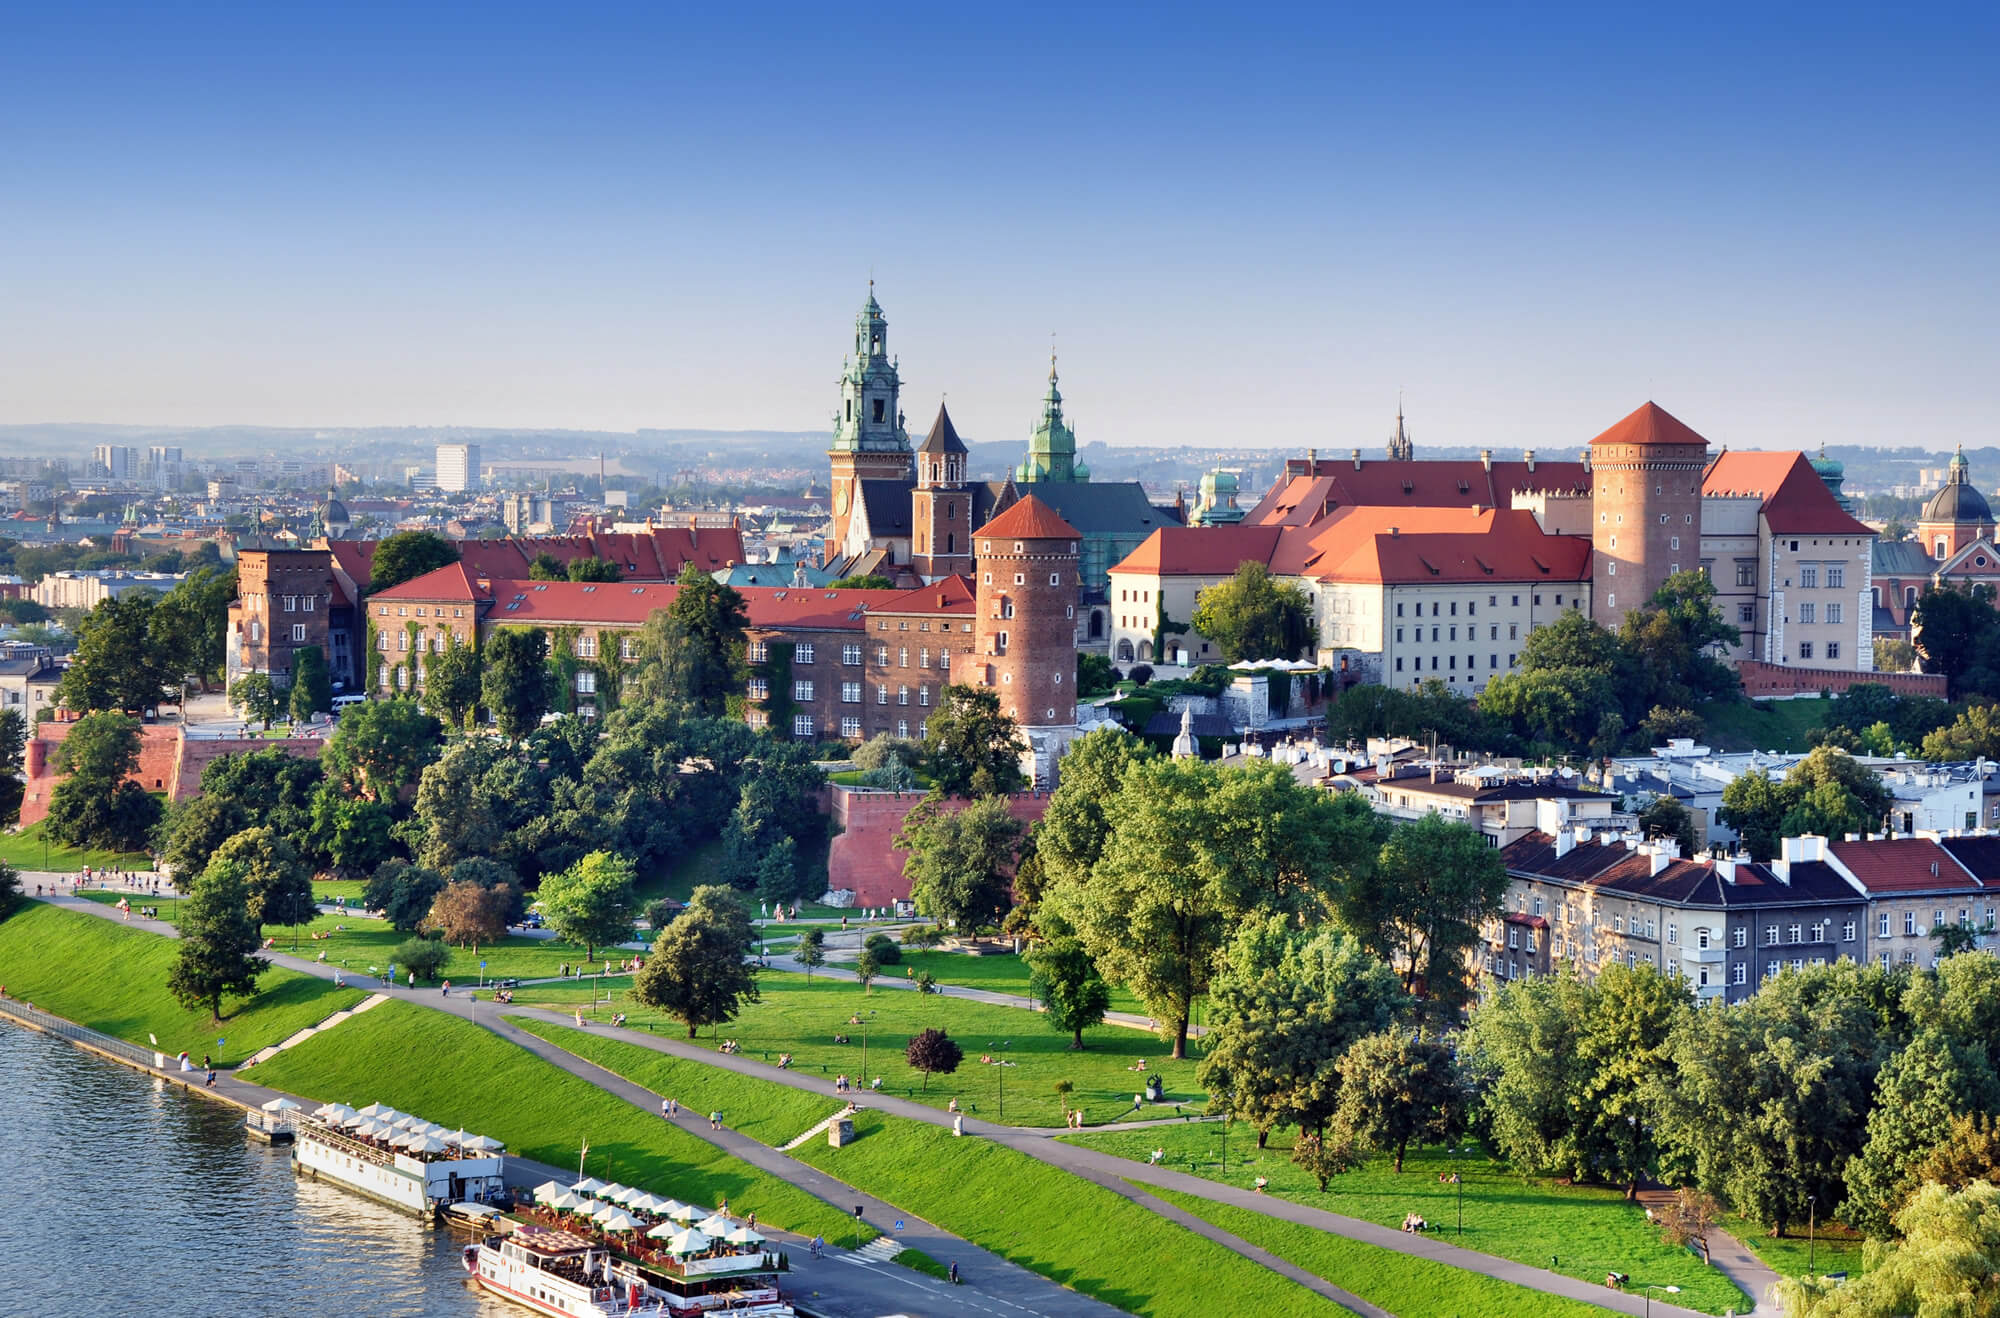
[392,935,451,982]
[853,734,925,774]
[864,932,902,964]
[1129,664,1154,685]
[900,924,944,949]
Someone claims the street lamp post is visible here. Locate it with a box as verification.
[997,1040,1008,1119]
[1642,1284,1681,1318]
[1808,1194,1817,1275]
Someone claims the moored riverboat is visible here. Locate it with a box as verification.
[291,1100,506,1220]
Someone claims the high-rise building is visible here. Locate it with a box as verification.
[147,445,184,491]
[92,444,138,481]
[436,443,481,492]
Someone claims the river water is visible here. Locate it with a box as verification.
[0,1020,508,1317]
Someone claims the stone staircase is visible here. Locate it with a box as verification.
[840,1237,907,1265]
[241,993,390,1068]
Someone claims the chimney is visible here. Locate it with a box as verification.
[1306,448,1316,468]
[1555,829,1576,858]
[1352,449,1363,470]
[1389,526,1400,537]
[1649,842,1674,876]
[1480,449,1493,472]
[1715,855,1737,884]
[1524,449,1536,473]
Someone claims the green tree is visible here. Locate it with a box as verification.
[1025,933,1114,1050]
[1479,666,1622,751]
[57,593,176,713]
[167,859,265,1021]
[895,794,1026,935]
[1922,702,2000,763]
[1913,585,1999,698]
[1340,813,1506,1022]
[633,885,761,1035]
[1720,747,1894,862]
[752,835,805,906]
[796,926,825,981]
[420,634,483,729]
[905,1027,963,1092]
[855,945,880,993]
[627,565,749,716]
[289,644,332,722]
[45,711,161,851]
[306,791,396,876]
[153,567,234,691]
[1619,570,1741,709]
[1907,1112,2000,1197]
[528,552,566,581]
[1776,1182,2000,1317]
[1190,561,1313,662]
[1464,970,1600,1180]
[1330,1030,1466,1173]
[365,859,449,932]
[534,850,636,961]
[209,827,316,928]
[230,674,283,729]
[321,697,442,804]
[481,628,553,739]
[369,531,460,593]
[0,708,28,829]
[1873,637,1918,674]
[1197,916,1408,1142]
[1641,705,1705,745]
[924,684,1027,798]
[1574,962,1691,1198]
[1076,652,1118,697]
[1034,727,1153,891]
[1841,1027,2000,1238]
[827,573,893,590]
[392,934,451,982]
[566,556,621,582]
[1637,795,1699,859]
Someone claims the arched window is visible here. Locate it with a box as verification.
[1116,638,1134,662]
[1138,640,1154,662]
[1089,610,1105,639]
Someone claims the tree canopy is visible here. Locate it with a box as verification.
[627,565,749,717]
[167,859,265,1022]
[632,884,761,1037]
[45,711,161,852]
[1719,747,1894,861]
[482,628,553,739]
[534,850,637,962]
[1190,561,1314,662]
[58,593,177,713]
[369,531,460,593]
[923,684,1026,798]
[896,794,1027,935]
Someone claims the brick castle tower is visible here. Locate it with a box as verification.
[1588,401,1710,630]
[826,283,912,562]
[953,494,1082,784]
[910,402,973,581]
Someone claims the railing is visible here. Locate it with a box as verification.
[0,997,160,1068]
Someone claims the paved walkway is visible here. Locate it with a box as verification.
[1635,1187,1778,1313]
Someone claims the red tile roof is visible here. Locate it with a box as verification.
[370,565,964,632]
[319,526,745,592]
[1588,401,1712,450]
[1704,451,1875,536]
[1109,525,1286,576]
[1829,838,1981,892]
[977,495,1080,541]
[1246,459,1590,526]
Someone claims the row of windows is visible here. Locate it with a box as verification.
[1795,602,1844,625]
[1398,624,1519,643]
[1394,594,1558,618]
[873,619,974,633]
[1797,641,1842,660]
[377,604,467,619]
[1796,565,1847,590]
[1396,654,1515,672]
[245,621,310,644]
[789,713,917,740]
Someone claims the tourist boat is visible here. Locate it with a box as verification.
[291,1102,507,1220]
[464,1219,793,1317]
[442,1201,506,1235]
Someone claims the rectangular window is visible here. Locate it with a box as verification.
[1766,927,1780,946]
[748,678,769,700]
[1667,924,1678,945]
[1829,566,1845,589]
[575,670,596,695]
[841,682,862,704]
[577,634,597,658]
[842,643,862,665]
[793,679,814,700]
[795,643,815,665]
[1799,641,1814,660]
[291,623,306,642]
[1879,912,1890,937]
[1800,566,1818,589]
[898,685,910,706]
[792,714,815,739]
[840,716,861,738]
[1905,911,1916,935]
[1733,964,1747,985]
[283,595,297,612]
[919,685,931,707]
[1827,603,1842,625]
[1697,928,1710,950]
[747,642,768,663]
[1788,924,1802,944]
[303,595,315,613]
[1395,658,1404,672]
[1799,602,1815,624]
[1740,603,1755,623]
[876,685,888,705]
[1842,921,1856,942]
[1827,642,1840,660]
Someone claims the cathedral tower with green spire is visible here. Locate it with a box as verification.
[1014,353,1089,484]
[827,283,913,559]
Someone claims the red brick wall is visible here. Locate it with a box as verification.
[21,724,325,826]
[1736,660,1947,699]
[825,785,1050,908]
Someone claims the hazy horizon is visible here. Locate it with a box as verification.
[2,5,1992,454]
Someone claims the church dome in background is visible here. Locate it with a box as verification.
[1922,447,1993,526]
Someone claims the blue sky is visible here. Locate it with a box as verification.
[0,3,1993,454]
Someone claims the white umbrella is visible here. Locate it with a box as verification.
[326,1106,360,1126]
[628,1193,665,1214]
[572,1177,606,1194]
[645,1221,682,1240]
[612,1186,648,1206]
[463,1135,503,1153]
[598,1183,631,1202]
[261,1097,302,1113]
[599,1209,642,1232]
[532,1180,566,1203]
[351,1119,385,1137]
[724,1225,765,1246]
[357,1102,392,1117]
[664,1202,697,1223]
[393,1115,425,1131]
[696,1213,734,1235]
[575,1199,607,1218]
[591,1203,628,1224]
[311,1102,338,1118]
[407,1135,449,1155]
[388,1131,420,1149]
[548,1192,584,1211]
[662,1228,711,1255]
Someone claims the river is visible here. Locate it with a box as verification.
[0,1019,508,1317]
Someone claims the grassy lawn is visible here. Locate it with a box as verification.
[1727,1215,1869,1279]
[1696,696,1829,753]
[791,1106,1346,1318]
[251,1000,862,1243]
[894,948,1149,1016]
[513,970,1203,1128]
[1151,1187,1613,1318]
[0,901,365,1066]
[1067,1125,1750,1315]
[312,879,368,905]
[513,1019,844,1148]
[0,820,152,873]
[71,897,641,985]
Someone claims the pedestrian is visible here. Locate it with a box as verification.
[949,1261,960,1285]
[408,971,415,989]
[746,1212,755,1230]
[661,1096,670,1120]
[810,1235,823,1259]
[709,1111,721,1130]
[668,1098,678,1118]
[202,1053,211,1071]
[441,980,450,997]
[205,1069,217,1087]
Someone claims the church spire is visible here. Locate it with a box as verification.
[1016,344,1085,484]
